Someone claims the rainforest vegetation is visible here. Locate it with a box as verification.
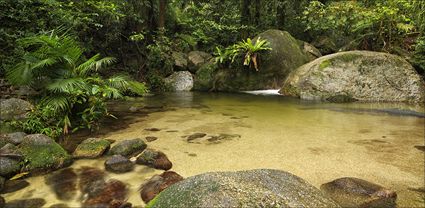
[1,0,424,137]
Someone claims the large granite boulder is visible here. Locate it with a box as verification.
[17,134,72,173]
[109,138,147,158]
[0,132,27,145]
[0,144,22,178]
[172,51,188,70]
[280,51,425,103]
[0,98,33,121]
[321,177,397,208]
[146,169,340,207]
[188,51,212,73]
[72,138,110,159]
[164,71,194,92]
[208,30,311,91]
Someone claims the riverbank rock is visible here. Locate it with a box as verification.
[0,144,22,178]
[17,134,72,173]
[164,71,194,92]
[188,51,212,73]
[193,60,217,91]
[0,98,33,121]
[280,51,425,103]
[320,177,397,208]
[1,179,30,194]
[0,132,27,145]
[109,138,147,158]
[146,169,340,207]
[211,30,310,91]
[140,171,184,203]
[172,51,188,70]
[136,149,172,170]
[105,155,134,173]
[0,176,4,191]
[73,138,110,159]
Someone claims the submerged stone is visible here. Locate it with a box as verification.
[186,133,207,142]
[136,149,172,170]
[83,179,128,208]
[320,177,397,208]
[140,171,184,203]
[1,179,30,194]
[4,198,46,208]
[105,155,134,173]
[45,168,78,201]
[147,169,340,207]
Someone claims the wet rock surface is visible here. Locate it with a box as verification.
[320,177,397,208]
[147,169,340,207]
[82,179,128,208]
[186,133,207,142]
[45,168,78,201]
[109,139,147,158]
[145,137,158,142]
[140,171,184,203]
[105,155,134,173]
[73,138,110,159]
[136,149,172,170]
[1,179,30,194]
[4,198,46,208]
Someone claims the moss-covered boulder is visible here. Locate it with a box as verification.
[72,138,110,159]
[321,177,397,208]
[109,138,147,158]
[188,51,212,73]
[17,134,72,173]
[146,169,340,207]
[193,60,217,91]
[0,98,33,121]
[210,30,310,91]
[281,51,425,103]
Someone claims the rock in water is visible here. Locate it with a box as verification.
[109,138,147,158]
[136,149,172,170]
[140,171,184,203]
[73,138,110,159]
[105,155,134,173]
[17,134,72,173]
[281,51,425,103]
[146,169,340,207]
[164,71,194,92]
[4,198,46,208]
[320,177,397,208]
[45,168,78,201]
[0,98,33,121]
[210,30,310,92]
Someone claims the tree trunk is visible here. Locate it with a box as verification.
[254,0,261,26]
[276,0,286,29]
[158,0,167,29]
[241,0,251,38]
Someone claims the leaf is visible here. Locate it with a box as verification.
[10,172,30,180]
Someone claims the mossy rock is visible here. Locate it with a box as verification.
[147,169,340,207]
[109,138,147,158]
[213,30,310,91]
[73,138,111,159]
[193,60,218,91]
[18,134,72,173]
[0,98,33,121]
[281,51,425,103]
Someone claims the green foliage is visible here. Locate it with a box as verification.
[302,0,419,52]
[6,32,147,137]
[146,35,174,77]
[412,36,425,75]
[215,37,271,71]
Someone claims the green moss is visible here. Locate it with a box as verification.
[331,53,362,63]
[319,60,331,70]
[19,143,72,172]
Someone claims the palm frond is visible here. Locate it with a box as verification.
[40,94,71,113]
[6,62,33,86]
[75,55,116,76]
[46,78,89,93]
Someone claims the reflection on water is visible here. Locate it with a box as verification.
[3,92,425,207]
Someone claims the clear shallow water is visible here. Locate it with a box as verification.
[3,92,425,207]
